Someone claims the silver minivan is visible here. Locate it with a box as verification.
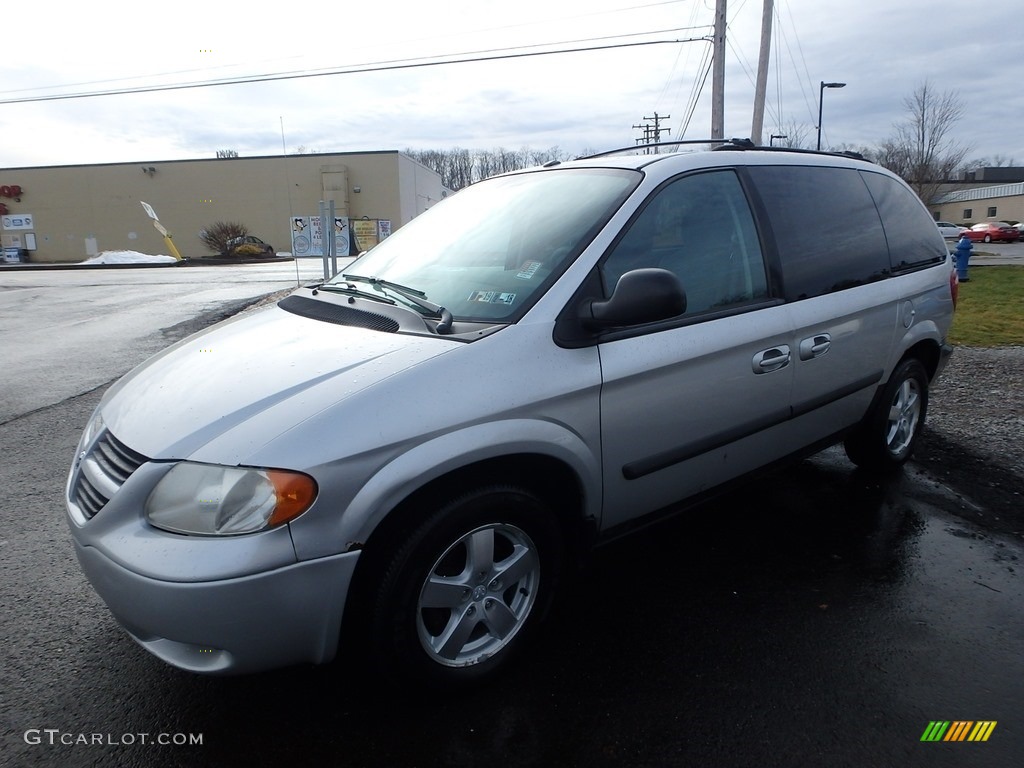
[66,145,956,688]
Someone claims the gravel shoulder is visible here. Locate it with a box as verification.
[914,345,1024,538]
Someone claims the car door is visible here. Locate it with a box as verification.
[745,165,900,443]
[594,170,805,531]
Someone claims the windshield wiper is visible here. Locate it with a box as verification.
[341,274,454,334]
[314,283,396,306]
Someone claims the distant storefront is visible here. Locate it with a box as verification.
[0,151,447,263]
[931,181,1024,226]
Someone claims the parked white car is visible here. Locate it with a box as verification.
[936,221,964,239]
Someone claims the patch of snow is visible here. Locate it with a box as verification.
[81,250,177,265]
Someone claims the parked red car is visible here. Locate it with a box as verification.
[960,222,1020,243]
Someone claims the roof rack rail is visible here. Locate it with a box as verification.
[578,138,754,160]
[578,139,871,163]
[726,144,870,162]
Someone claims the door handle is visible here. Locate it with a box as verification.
[799,333,832,361]
[752,345,791,374]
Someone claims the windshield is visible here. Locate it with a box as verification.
[329,168,640,323]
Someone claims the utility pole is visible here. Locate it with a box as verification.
[750,0,774,146]
[711,0,726,141]
[634,112,671,153]
[632,123,654,152]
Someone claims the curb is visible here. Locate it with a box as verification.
[0,256,295,271]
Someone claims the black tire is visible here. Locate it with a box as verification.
[368,484,561,690]
[844,358,929,471]
[984,234,992,243]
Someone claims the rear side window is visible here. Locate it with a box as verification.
[748,166,890,301]
[860,171,948,272]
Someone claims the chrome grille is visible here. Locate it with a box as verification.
[72,431,148,519]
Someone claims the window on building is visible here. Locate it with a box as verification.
[988,206,997,217]
[963,208,972,220]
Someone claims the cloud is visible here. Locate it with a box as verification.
[2,0,1021,167]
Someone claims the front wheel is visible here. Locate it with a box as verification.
[368,485,561,690]
[984,234,992,243]
[844,358,929,470]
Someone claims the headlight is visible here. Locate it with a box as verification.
[145,463,317,536]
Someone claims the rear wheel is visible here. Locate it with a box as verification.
[844,358,929,470]
[368,484,561,689]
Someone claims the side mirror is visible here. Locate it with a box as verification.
[583,268,687,329]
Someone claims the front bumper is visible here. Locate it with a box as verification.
[73,540,360,674]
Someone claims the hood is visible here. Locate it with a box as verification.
[100,302,458,462]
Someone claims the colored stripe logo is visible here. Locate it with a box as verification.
[921,721,997,742]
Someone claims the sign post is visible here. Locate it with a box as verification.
[140,201,183,261]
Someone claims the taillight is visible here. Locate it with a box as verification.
[949,268,959,309]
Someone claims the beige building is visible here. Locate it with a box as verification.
[930,181,1024,227]
[0,151,446,263]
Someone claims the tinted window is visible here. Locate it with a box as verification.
[600,170,768,315]
[748,166,890,301]
[860,171,947,271]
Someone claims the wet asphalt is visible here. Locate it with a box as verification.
[1,261,1021,767]
[1,389,1020,768]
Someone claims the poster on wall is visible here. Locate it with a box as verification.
[290,216,350,257]
[1,213,34,230]
[351,219,379,253]
[350,219,392,252]
[332,218,350,258]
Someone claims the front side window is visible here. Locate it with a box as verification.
[330,168,639,322]
[600,170,768,315]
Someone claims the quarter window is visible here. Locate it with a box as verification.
[861,171,947,272]
[747,166,890,301]
[600,170,768,315]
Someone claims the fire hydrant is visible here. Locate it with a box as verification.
[954,234,973,282]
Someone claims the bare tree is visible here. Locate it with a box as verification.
[876,81,970,204]
[769,120,810,149]
[406,146,569,190]
[964,154,1018,170]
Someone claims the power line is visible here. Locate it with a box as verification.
[676,47,714,139]
[0,32,710,106]
[1,3,696,100]
[777,0,817,126]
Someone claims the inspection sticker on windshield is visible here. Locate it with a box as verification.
[468,291,516,305]
[516,261,542,280]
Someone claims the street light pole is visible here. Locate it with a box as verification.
[817,81,846,151]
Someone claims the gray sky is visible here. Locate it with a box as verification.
[2,0,1021,169]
